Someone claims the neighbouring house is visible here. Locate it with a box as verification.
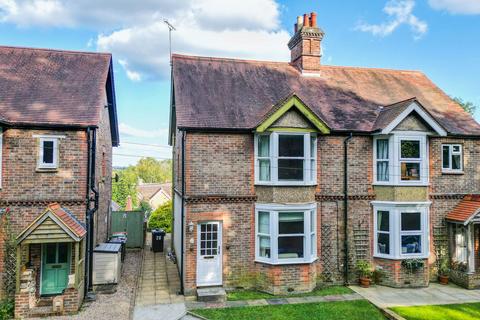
[137,182,172,210]
[0,46,119,317]
[169,12,480,296]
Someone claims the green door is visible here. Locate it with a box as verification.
[41,243,71,295]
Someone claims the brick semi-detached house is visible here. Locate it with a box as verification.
[169,13,480,296]
[0,46,119,317]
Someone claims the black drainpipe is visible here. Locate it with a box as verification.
[179,130,186,294]
[343,132,353,286]
[84,128,99,296]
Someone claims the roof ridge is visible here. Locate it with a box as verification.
[0,45,111,57]
[382,97,417,109]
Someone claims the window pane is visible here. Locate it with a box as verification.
[377,233,390,254]
[279,212,304,234]
[453,145,460,153]
[442,146,450,169]
[377,211,389,232]
[57,243,68,263]
[452,154,461,170]
[279,135,304,157]
[259,159,270,181]
[311,234,315,256]
[401,235,421,254]
[43,140,54,164]
[278,236,304,259]
[401,162,420,180]
[278,159,303,180]
[401,212,421,231]
[310,210,315,233]
[310,135,316,157]
[377,161,389,181]
[45,243,56,264]
[258,135,270,157]
[259,236,271,258]
[258,211,270,234]
[376,139,389,159]
[310,159,315,181]
[401,140,420,159]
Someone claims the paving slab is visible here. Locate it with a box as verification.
[133,303,186,320]
[351,283,480,308]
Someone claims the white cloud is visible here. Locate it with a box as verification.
[1,0,289,81]
[429,0,480,14]
[119,123,168,139]
[357,0,427,39]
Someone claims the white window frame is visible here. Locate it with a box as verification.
[372,201,430,260]
[442,144,463,173]
[254,132,317,186]
[255,203,317,265]
[37,137,59,169]
[373,132,429,186]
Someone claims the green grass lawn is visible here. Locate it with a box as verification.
[194,300,385,320]
[391,302,480,320]
[227,285,353,301]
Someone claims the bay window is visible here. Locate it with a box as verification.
[373,202,430,259]
[255,132,317,185]
[373,134,428,185]
[255,203,317,264]
[442,144,463,173]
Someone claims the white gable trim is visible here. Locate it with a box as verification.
[381,102,447,136]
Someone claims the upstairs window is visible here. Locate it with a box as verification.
[38,137,58,169]
[255,132,317,185]
[374,134,428,185]
[442,144,463,173]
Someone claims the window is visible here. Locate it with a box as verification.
[38,137,59,169]
[442,144,463,173]
[255,132,317,185]
[255,203,317,264]
[373,202,430,259]
[453,225,467,263]
[373,134,428,185]
[376,139,389,182]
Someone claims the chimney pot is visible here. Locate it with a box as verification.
[310,12,317,28]
[303,14,310,27]
[296,16,303,30]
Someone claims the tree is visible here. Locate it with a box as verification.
[112,166,138,209]
[453,97,478,116]
[147,200,172,232]
[136,157,172,183]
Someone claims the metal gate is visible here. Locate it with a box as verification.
[111,211,145,248]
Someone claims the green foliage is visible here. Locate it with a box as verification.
[391,302,480,320]
[112,158,172,211]
[139,200,153,218]
[356,260,373,279]
[0,298,14,320]
[438,257,450,276]
[136,158,172,183]
[147,200,172,232]
[194,300,385,320]
[453,97,478,116]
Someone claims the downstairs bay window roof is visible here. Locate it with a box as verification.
[16,203,86,244]
[446,195,480,225]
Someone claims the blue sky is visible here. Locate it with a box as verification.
[0,0,479,166]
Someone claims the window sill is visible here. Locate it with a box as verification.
[255,257,318,266]
[255,182,317,187]
[372,183,430,187]
[441,170,464,175]
[36,167,58,173]
[373,254,429,260]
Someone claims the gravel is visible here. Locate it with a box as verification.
[31,249,143,320]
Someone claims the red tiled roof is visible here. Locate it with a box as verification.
[138,182,172,201]
[48,203,86,238]
[172,54,480,135]
[0,46,112,128]
[446,195,480,224]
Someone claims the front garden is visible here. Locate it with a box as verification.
[391,303,480,320]
[227,285,352,301]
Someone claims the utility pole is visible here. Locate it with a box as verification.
[164,19,176,66]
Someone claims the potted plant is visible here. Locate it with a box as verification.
[356,260,373,288]
[438,258,450,285]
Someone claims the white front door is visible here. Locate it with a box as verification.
[196,221,222,286]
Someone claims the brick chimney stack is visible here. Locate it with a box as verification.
[288,12,324,75]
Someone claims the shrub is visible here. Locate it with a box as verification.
[148,200,172,232]
[0,298,14,320]
[356,260,373,279]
